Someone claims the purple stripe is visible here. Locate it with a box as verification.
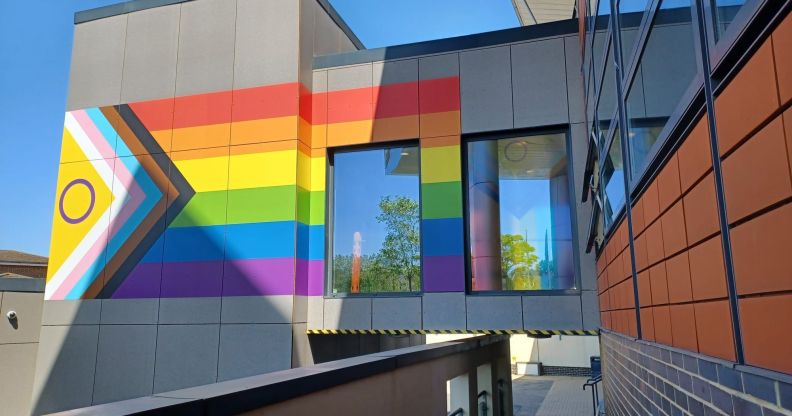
[423,255,465,292]
[222,258,295,296]
[296,259,324,296]
[161,260,223,297]
[112,262,162,299]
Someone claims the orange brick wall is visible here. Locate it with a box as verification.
[596,11,792,376]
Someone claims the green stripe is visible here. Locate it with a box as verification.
[170,186,297,227]
[297,187,325,225]
[421,181,462,219]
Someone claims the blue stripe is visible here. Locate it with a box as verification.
[421,217,464,256]
[162,225,226,262]
[297,223,325,261]
[225,221,295,260]
[85,107,119,152]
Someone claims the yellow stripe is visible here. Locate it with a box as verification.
[420,145,461,183]
[228,149,297,189]
[296,150,326,192]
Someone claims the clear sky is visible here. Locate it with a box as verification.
[0,0,518,257]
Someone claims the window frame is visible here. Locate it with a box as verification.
[324,139,424,298]
[461,127,582,296]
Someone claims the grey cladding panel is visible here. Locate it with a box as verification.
[466,296,522,329]
[121,4,180,103]
[314,4,339,56]
[0,291,42,343]
[100,298,158,324]
[512,38,569,128]
[460,46,514,133]
[234,0,299,89]
[92,325,157,404]
[153,324,220,393]
[327,63,372,91]
[522,296,583,329]
[220,295,293,324]
[565,36,586,124]
[67,15,127,110]
[217,324,292,381]
[0,344,37,416]
[175,0,236,96]
[581,291,600,330]
[372,297,421,329]
[159,297,220,324]
[419,53,459,80]
[323,298,371,329]
[373,59,418,86]
[31,325,100,415]
[422,292,466,329]
[41,299,101,325]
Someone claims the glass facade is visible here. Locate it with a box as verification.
[329,144,421,294]
[711,0,748,41]
[602,129,625,227]
[467,133,575,291]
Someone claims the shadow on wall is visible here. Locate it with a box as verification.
[31,196,295,414]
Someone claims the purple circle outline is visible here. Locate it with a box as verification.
[59,179,95,224]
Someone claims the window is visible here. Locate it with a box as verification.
[624,0,698,178]
[466,133,575,291]
[711,0,747,42]
[602,129,625,228]
[619,0,651,68]
[329,144,421,294]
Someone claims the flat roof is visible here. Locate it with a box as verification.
[74,0,364,49]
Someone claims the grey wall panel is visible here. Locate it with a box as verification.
[298,0,316,88]
[512,38,569,128]
[565,36,586,124]
[100,299,158,325]
[460,46,514,133]
[175,0,236,96]
[314,3,339,56]
[422,292,466,329]
[581,290,600,330]
[419,53,459,81]
[31,325,99,415]
[220,296,293,324]
[41,300,101,326]
[307,296,324,329]
[373,59,418,86]
[120,4,180,103]
[0,291,42,343]
[293,295,308,324]
[323,298,371,329]
[372,297,421,329]
[159,297,220,324]
[153,324,220,393]
[66,15,127,110]
[522,296,582,329]
[0,343,37,416]
[217,323,292,381]
[291,322,314,367]
[338,32,357,52]
[234,0,299,89]
[466,296,522,329]
[313,70,328,93]
[92,324,156,404]
[327,63,372,91]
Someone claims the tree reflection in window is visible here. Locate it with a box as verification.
[330,145,421,294]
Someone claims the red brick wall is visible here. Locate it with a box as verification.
[0,264,47,279]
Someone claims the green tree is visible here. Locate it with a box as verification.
[500,234,540,290]
[372,195,421,292]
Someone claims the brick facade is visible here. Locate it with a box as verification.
[0,264,47,279]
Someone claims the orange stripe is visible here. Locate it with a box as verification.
[420,111,461,139]
[421,135,461,148]
[170,123,231,152]
[230,116,299,145]
[170,146,229,161]
[229,140,297,156]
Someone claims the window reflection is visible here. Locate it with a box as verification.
[330,145,421,294]
[619,0,650,68]
[467,133,574,291]
[624,0,697,178]
[603,131,625,227]
[712,0,747,41]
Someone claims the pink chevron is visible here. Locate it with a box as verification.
[72,110,116,159]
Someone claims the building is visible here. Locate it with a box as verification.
[26,0,792,414]
[0,250,48,279]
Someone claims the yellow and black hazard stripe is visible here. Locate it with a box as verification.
[305,329,599,336]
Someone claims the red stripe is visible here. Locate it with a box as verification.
[327,87,373,124]
[373,82,419,119]
[129,99,174,131]
[173,90,232,129]
[419,77,460,113]
[311,92,327,124]
[232,83,300,122]
[299,84,313,123]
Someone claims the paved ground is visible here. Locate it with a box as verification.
[512,375,597,416]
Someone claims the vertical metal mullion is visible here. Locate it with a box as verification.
[693,0,745,364]
[611,0,643,339]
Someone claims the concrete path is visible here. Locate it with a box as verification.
[513,375,597,416]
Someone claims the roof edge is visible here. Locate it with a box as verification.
[314,18,577,69]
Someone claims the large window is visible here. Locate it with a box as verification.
[624,0,698,177]
[329,144,421,294]
[602,129,625,228]
[711,0,747,42]
[466,133,575,292]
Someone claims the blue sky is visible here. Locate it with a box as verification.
[0,0,517,257]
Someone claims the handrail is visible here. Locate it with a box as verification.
[448,408,464,416]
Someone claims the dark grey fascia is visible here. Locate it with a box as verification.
[314,18,578,69]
